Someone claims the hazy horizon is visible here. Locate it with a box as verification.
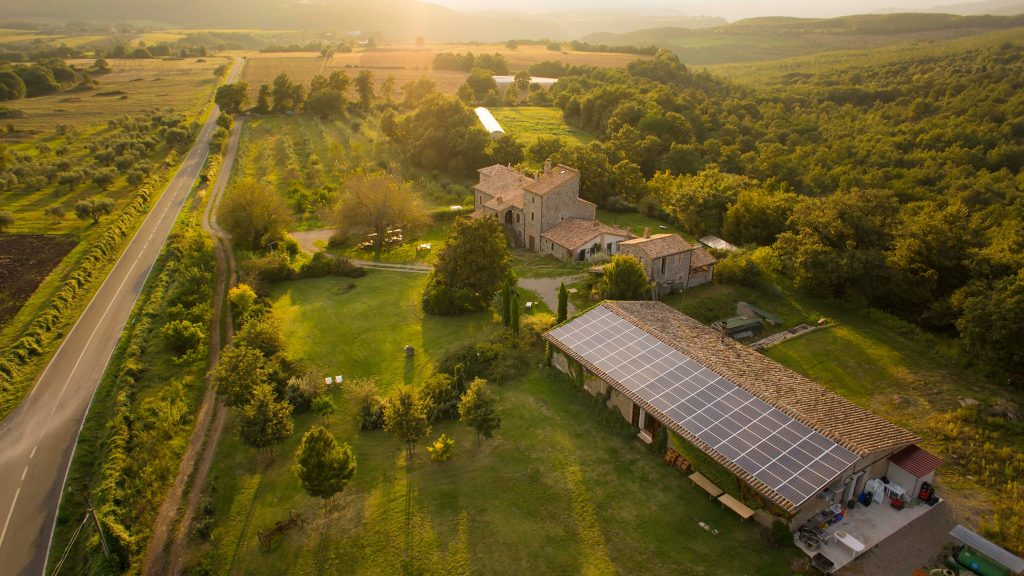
[424,0,984,21]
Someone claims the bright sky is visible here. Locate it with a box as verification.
[427,0,957,20]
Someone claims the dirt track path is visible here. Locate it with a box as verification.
[142,115,243,576]
[519,274,585,315]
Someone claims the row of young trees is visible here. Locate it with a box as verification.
[215,70,379,119]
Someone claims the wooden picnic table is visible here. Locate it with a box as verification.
[718,493,755,521]
[688,471,724,499]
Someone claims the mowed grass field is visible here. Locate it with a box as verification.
[190,271,798,575]
[488,107,593,146]
[241,43,650,96]
[3,57,225,133]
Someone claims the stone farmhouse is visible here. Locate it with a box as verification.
[471,161,632,261]
[619,232,718,296]
[546,301,945,572]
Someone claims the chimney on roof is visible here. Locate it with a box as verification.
[643,227,650,239]
[497,196,503,205]
[593,220,599,229]
[544,159,552,175]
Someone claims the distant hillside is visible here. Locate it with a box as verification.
[927,0,1024,15]
[0,0,723,42]
[583,12,1024,65]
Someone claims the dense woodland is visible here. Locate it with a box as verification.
[533,39,1023,380]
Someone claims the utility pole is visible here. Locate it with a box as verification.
[85,495,110,560]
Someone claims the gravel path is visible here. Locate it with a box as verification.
[519,274,586,315]
[291,228,431,273]
[291,228,334,254]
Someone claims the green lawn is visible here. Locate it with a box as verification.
[596,209,693,242]
[190,270,798,575]
[270,272,498,386]
[488,107,594,146]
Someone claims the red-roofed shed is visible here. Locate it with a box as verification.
[886,445,943,501]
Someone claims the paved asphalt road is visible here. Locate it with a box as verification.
[0,59,241,576]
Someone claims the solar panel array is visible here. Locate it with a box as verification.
[547,306,858,507]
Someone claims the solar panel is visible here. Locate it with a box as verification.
[548,306,858,508]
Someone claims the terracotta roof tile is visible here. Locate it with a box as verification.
[620,234,696,259]
[524,164,579,195]
[690,247,717,269]
[541,218,631,251]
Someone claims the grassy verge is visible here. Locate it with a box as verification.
[187,271,798,575]
[48,188,217,572]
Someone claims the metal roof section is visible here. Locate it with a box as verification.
[949,524,1024,574]
[474,107,505,134]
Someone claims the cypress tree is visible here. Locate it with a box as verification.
[557,282,568,323]
[501,281,512,327]
[510,290,520,335]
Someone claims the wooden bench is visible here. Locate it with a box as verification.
[718,494,755,521]
[688,471,724,499]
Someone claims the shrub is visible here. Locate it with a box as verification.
[234,315,284,357]
[426,434,454,462]
[227,284,257,324]
[353,379,386,430]
[283,372,326,414]
[297,251,365,279]
[238,251,294,294]
[520,312,556,347]
[714,250,763,288]
[437,339,526,383]
[420,372,462,422]
[161,319,205,355]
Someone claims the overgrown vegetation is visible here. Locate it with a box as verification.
[50,218,215,573]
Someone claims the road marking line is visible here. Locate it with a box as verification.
[21,466,28,481]
[40,57,244,573]
[0,487,21,550]
[49,255,142,418]
[30,445,37,459]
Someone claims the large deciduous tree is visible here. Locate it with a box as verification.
[722,188,801,246]
[294,426,356,508]
[383,387,430,457]
[459,378,500,446]
[423,216,515,315]
[218,178,293,251]
[0,67,27,101]
[305,88,345,118]
[331,172,429,257]
[238,383,294,455]
[74,197,115,223]
[214,82,249,114]
[648,165,759,236]
[271,73,304,113]
[488,134,525,166]
[214,345,270,407]
[354,70,374,109]
[392,93,489,174]
[600,254,653,300]
[774,188,899,300]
